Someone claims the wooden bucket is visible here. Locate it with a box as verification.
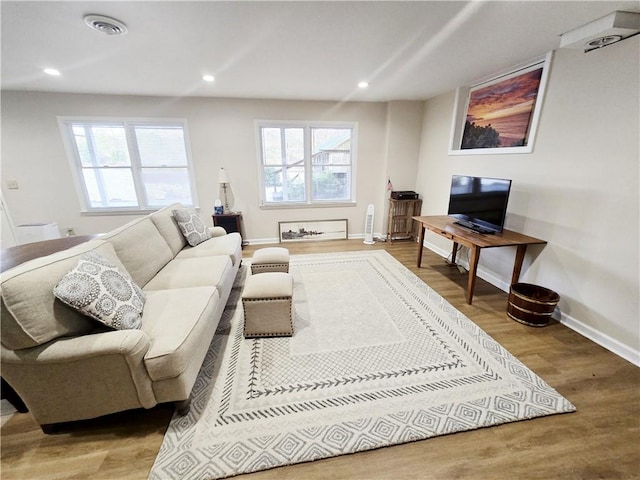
[507,283,560,327]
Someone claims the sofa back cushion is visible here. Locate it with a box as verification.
[0,240,125,350]
[100,217,173,287]
[149,203,187,256]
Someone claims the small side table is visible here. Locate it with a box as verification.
[212,212,248,248]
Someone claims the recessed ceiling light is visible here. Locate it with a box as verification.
[358,81,369,89]
[202,75,215,82]
[84,14,128,36]
[43,68,61,76]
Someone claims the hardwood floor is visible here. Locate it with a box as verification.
[2,240,638,479]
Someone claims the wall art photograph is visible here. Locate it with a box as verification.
[449,52,552,155]
[279,219,348,243]
[462,68,542,149]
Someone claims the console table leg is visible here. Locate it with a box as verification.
[466,246,481,304]
[416,225,425,267]
[451,242,459,263]
[512,245,527,284]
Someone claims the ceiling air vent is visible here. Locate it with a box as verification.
[84,14,128,36]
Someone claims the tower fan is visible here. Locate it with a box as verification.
[363,204,375,245]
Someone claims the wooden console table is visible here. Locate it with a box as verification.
[413,215,546,305]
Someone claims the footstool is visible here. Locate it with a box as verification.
[251,247,289,275]
[242,272,294,337]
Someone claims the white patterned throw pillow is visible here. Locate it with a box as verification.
[53,251,145,330]
[172,207,211,246]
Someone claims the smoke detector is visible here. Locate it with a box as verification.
[560,11,640,53]
[84,14,128,36]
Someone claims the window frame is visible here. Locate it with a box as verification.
[255,120,357,208]
[58,117,199,214]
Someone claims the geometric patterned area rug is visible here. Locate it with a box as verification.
[148,250,576,479]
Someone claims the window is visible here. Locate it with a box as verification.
[257,121,356,206]
[59,118,197,212]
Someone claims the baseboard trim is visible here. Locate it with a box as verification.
[421,239,640,367]
[559,313,640,367]
[245,237,280,245]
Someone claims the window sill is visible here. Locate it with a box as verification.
[259,202,357,210]
[80,206,199,216]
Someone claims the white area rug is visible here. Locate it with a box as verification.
[149,250,575,479]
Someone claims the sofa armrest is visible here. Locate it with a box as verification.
[208,226,227,237]
[1,329,157,425]
[2,328,150,363]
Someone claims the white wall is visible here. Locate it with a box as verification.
[384,101,424,192]
[1,93,423,243]
[416,37,640,364]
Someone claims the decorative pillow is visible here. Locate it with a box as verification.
[172,208,211,246]
[53,251,145,330]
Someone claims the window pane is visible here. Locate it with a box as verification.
[72,126,92,165]
[82,168,138,208]
[135,126,188,167]
[263,166,283,202]
[262,127,305,166]
[285,166,306,201]
[284,128,304,165]
[311,128,351,165]
[262,128,283,165]
[141,168,193,206]
[263,166,306,203]
[312,165,351,201]
[80,126,130,167]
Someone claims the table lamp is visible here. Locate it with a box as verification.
[218,167,230,212]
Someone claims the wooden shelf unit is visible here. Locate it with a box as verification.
[387,198,422,242]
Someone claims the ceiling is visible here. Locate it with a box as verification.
[2,1,638,102]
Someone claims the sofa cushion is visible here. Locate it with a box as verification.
[142,287,220,381]
[176,232,242,267]
[53,251,145,330]
[172,208,211,247]
[101,218,173,287]
[143,256,233,295]
[150,203,188,256]
[0,240,126,350]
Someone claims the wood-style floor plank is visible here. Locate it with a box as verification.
[2,240,638,479]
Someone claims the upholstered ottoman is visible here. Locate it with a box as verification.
[251,247,289,275]
[242,272,294,337]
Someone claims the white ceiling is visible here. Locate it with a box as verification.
[2,1,638,102]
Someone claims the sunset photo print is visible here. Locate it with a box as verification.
[461,67,543,149]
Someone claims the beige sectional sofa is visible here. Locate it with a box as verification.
[0,203,242,431]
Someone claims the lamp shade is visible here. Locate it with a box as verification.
[218,167,230,184]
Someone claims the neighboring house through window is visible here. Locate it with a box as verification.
[58,118,197,212]
[256,121,356,206]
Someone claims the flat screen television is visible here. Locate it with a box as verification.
[447,175,512,234]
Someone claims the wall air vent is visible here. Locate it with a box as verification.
[84,14,128,36]
[560,11,639,53]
